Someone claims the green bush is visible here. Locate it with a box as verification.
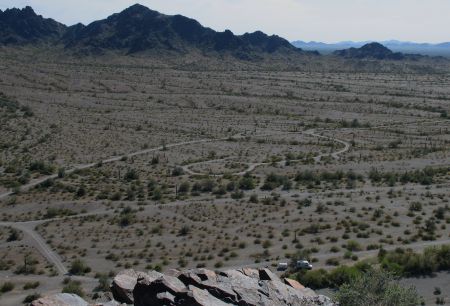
[334,270,421,306]
[171,167,184,177]
[379,245,450,277]
[0,282,14,293]
[7,228,21,242]
[62,280,84,297]
[23,281,40,290]
[124,169,139,181]
[29,161,55,175]
[178,181,190,194]
[69,259,91,275]
[261,173,290,190]
[296,269,330,289]
[239,174,255,190]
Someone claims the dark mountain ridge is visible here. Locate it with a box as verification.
[0,6,66,45]
[333,42,425,60]
[0,4,303,58]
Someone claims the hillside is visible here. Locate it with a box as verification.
[0,4,303,58]
[0,6,66,45]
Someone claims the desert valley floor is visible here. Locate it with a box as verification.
[0,49,449,304]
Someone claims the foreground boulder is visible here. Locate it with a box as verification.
[111,269,162,304]
[116,268,335,305]
[31,293,89,306]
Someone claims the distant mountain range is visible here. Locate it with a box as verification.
[332,42,424,61]
[0,4,447,61]
[0,4,310,59]
[292,40,450,57]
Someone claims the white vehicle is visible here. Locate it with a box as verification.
[277,262,288,271]
[296,260,313,270]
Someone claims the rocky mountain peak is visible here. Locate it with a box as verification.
[0,5,66,45]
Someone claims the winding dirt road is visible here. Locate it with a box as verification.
[0,136,240,201]
[181,129,351,177]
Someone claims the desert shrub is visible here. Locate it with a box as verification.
[23,281,40,290]
[7,228,21,242]
[23,293,41,303]
[124,169,139,181]
[370,167,449,186]
[94,274,110,292]
[261,173,289,190]
[326,258,340,266]
[296,269,330,289]
[200,179,215,192]
[178,226,191,236]
[14,254,38,275]
[58,168,65,178]
[329,261,372,288]
[69,259,91,275]
[379,245,450,277]
[178,181,190,194]
[0,260,10,270]
[295,170,318,183]
[434,206,448,220]
[249,194,258,203]
[213,185,227,196]
[75,185,87,198]
[345,240,362,252]
[368,168,382,183]
[118,207,136,227]
[171,167,184,177]
[408,202,422,212]
[334,270,421,306]
[0,93,19,112]
[62,280,84,297]
[110,191,122,201]
[0,282,14,293]
[296,261,371,290]
[239,174,255,190]
[231,190,244,199]
[29,161,54,175]
[152,188,162,200]
[44,208,75,219]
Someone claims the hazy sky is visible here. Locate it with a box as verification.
[1,0,449,43]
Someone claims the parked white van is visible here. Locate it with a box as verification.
[277,262,288,271]
[296,260,313,270]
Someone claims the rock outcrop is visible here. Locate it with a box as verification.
[31,293,89,306]
[112,267,335,305]
[32,268,335,305]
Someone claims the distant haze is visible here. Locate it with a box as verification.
[0,0,449,44]
[292,41,450,57]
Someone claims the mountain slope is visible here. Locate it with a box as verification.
[0,6,66,45]
[0,4,302,58]
[63,4,300,56]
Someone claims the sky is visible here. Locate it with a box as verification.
[1,0,449,43]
